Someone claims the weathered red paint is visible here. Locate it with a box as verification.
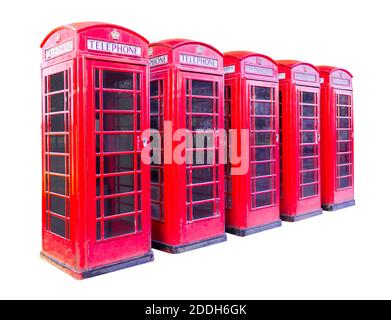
[149,39,226,253]
[223,51,281,236]
[277,60,323,221]
[40,22,153,279]
[318,66,355,211]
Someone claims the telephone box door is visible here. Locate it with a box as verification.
[86,59,150,268]
[296,86,321,213]
[180,72,225,244]
[246,80,279,224]
[334,89,354,202]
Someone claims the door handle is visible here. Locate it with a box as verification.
[316,133,321,144]
[276,133,279,143]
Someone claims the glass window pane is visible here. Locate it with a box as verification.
[255,148,272,161]
[138,194,142,212]
[95,113,101,131]
[302,92,315,103]
[103,71,133,90]
[302,171,316,184]
[95,70,100,88]
[302,145,316,156]
[49,72,64,92]
[192,80,213,96]
[302,119,315,130]
[103,134,134,152]
[104,175,134,195]
[136,74,140,91]
[302,184,317,197]
[255,177,273,192]
[254,102,272,115]
[338,95,349,105]
[225,86,231,99]
[302,132,315,143]
[104,215,135,239]
[254,132,272,146]
[192,116,213,130]
[103,92,134,110]
[151,186,160,201]
[255,117,272,130]
[95,91,101,110]
[192,167,213,184]
[49,93,64,113]
[104,195,135,216]
[49,155,66,174]
[302,105,315,117]
[96,200,101,218]
[254,87,271,100]
[338,130,350,141]
[338,105,350,117]
[49,175,66,195]
[339,165,350,177]
[191,149,214,165]
[49,195,66,216]
[96,134,101,154]
[303,157,317,170]
[339,177,351,188]
[150,98,159,114]
[137,94,142,111]
[151,168,160,183]
[49,135,66,153]
[255,192,272,207]
[192,98,214,113]
[151,116,159,130]
[49,215,66,238]
[151,203,161,219]
[96,178,101,196]
[192,202,214,220]
[338,142,351,153]
[254,162,273,176]
[104,154,134,173]
[338,154,350,164]
[49,114,65,132]
[192,185,214,202]
[193,131,214,149]
[338,118,350,128]
[103,114,134,131]
[150,80,159,97]
[96,221,101,240]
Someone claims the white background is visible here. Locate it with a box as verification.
[0,0,390,300]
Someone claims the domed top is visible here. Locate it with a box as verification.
[317,65,353,78]
[150,38,223,57]
[276,60,319,71]
[40,22,149,48]
[224,51,277,66]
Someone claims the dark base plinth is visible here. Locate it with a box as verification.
[41,251,154,279]
[152,234,227,254]
[226,220,282,237]
[322,200,356,211]
[281,209,323,222]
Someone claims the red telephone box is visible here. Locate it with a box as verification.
[223,51,281,236]
[40,22,153,279]
[149,39,226,253]
[277,60,323,221]
[318,66,355,211]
